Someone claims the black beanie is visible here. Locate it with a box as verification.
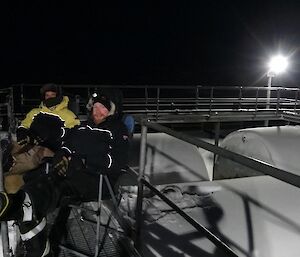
[92,94,111,111]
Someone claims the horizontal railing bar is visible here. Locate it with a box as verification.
[144,122,300,189]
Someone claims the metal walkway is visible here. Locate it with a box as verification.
[52,206,132,257]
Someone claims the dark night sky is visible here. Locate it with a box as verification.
[2,1,300,87]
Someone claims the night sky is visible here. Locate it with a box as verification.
[2,1,300,87]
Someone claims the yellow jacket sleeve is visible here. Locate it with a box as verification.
[20,108,40,129]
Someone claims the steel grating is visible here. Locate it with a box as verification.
[51,206,135,257]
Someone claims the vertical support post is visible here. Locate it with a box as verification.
[209,87,214,116]
[265,74,273,126]
[7,91,16,135]
[0,145,10,257]
[20,84,24,115]
[254,88,259,115]
[134,124,148,248]
[75,95,80,115]
[276,88,281,115]
[145,87,148,108]
[238,86,242,110]
[212,122,220,179]
[294,90,299,113]
[94,174,103,257]
[195,86,199,110]
[155,88,160,120]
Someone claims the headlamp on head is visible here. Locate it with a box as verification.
[86,93,111,112]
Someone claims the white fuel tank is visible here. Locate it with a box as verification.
[214,125,300,179]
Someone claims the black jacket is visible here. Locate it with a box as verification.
[61,116,129,177]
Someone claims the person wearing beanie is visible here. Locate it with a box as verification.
[39,83,64,108]
[0,95,129,257]
[5,83,80,194]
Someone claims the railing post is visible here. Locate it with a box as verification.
[155,88,160,120]
[7,90,16,135]
[209,87,214,116]
[255,88,259,115]
[0,141,11,257]
[294,90,299,113]
[238,86,242,110]
[134,123,148,249]
[276,88,281,115]
[195,86,199,110]
[213,122,220,180]
[144,86,149,113]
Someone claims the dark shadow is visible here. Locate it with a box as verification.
[149,171,191,185]
[146,144,209,183]
[142,222,219,257]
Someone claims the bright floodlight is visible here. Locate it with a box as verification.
[268,55,288,74]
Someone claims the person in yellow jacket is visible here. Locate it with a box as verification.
[5,83,80,193]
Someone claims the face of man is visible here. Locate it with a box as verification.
[92,102,110,124]
[44,91,57,100]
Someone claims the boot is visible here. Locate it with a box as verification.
[19,218,52,257]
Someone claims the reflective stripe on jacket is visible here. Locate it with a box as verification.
[20,96,80,129]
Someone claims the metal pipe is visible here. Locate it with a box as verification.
[145,121,300,189]
[213,122,220,177]
[156,88,160,120]
[134,124,148,247]
[209,87,214,116]
[0,144,10,257]
[238,86,242,110]
[141,178,239,257]
[294,90,299,113]
[265,74,273,126]
[94,174,103,257]
[276,89,281,115]
[255,88,259,115]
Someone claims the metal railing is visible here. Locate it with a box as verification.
[134,118,300,256]
[2,84,300,256]
[9,84,300,118]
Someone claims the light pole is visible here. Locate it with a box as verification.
[264,55,288,126]
[266,71,275,110]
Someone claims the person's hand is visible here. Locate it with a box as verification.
[30,135,43,145]
[52,151,71,177]
[17,135,43,146]
[16,127,29,145]
[17,135,30,146]
[54,156,69,176]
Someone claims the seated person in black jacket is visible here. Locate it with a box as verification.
[0,93,129,257]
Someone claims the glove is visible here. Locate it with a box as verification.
[17,127,43,146]
[54,156,69,176]
[52,151,71,177]
[29,134,43,145]
[17,135,30,146]
[16,127,29,145]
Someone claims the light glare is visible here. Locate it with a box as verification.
[268,55,288,74]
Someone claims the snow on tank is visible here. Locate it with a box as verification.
[214,125,300,180]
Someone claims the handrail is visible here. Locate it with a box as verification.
[4,85,300,122]
[144,121,300,189]
[134,119,300,256]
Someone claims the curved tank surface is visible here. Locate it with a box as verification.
[214,125,300,179]
[129,132,213,185]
